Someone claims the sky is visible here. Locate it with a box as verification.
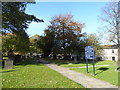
[25,2,108,37]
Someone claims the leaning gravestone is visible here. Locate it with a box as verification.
[4,59,13,70]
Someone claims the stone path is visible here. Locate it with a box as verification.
[39,59,119,89]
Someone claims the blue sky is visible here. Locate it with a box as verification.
[25,2,107,37]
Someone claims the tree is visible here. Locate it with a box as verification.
[99,2,120,68]
[14,30,30,54]
[118,1,120,69]
[47,14,84,55]
[2,33,16,55]
[2,31,30,55]
[2,2,43,33]
[75,33,103,60]
[84,34,103,57]
[2,2,44,56]
[29,34,42,53]
[99,2,119,44]
[37,30,55,57]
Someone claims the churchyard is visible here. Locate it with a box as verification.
[1,57,119,88]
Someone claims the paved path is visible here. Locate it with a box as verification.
[39,59,119,89]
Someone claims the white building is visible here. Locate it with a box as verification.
[100,45,118,61]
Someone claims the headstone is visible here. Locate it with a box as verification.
[33,56,36,60]
[14,55,21,64]
[36,55,39,60]
[74,55,78,64]
[22,56,25,60]
[4,59,13,70]
[51,55,56,60]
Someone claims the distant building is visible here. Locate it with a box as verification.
[100,45,118,61]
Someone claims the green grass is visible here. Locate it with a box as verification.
[44,57,116,68]
[60,60,116,68]
[95,60,116,66]
[3,57,8,60]
[60,63,91,67]
[2,64,85,88]
[44,59,119,86]
[58,60,119,86]
[43,58,93,67]
[70,66,119,86]
[43,58,74,65]
[41,59,119,86]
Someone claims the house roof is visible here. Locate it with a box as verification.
[103,44,118,49]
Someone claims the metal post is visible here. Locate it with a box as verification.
[86,59,89,73]
[93,59,96,76]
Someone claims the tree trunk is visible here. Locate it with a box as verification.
[117,1,120,70]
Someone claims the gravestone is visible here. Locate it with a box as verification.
[73,55,78,64]
[4,59,13,70]
[33,56,37,60]
[21,56,25,60]
[36,55,39,60]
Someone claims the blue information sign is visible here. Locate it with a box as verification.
[85,46,94,59]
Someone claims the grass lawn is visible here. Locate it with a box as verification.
[70,65,119,86]
[43,58,74,65]
[43,58,93,67]
[95,60,116,65]
[2,64,85,88]
[57,60,119,86]
[60,60,116,68]
[60,63,91,67]
[3,57,8,60]
[44,59,119,86]
[44,58,116,68]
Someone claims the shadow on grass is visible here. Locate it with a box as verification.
[2,69,17,73]
[96,67,109,75]
[14,59,43,66]
[44,59,94,66]
[43,58,106,66]
[2,63,44,73]
[54,60,75,66]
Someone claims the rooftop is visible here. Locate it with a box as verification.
[103,44,118,49]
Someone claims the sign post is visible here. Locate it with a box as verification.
[92,58,95,76]
[86,59,89,73]
[85,46,95,76]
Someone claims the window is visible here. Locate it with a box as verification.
[112,57,115,61]
[112,49,114,53]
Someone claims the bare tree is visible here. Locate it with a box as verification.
[99,2,119,44]
[99,2,120,69]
